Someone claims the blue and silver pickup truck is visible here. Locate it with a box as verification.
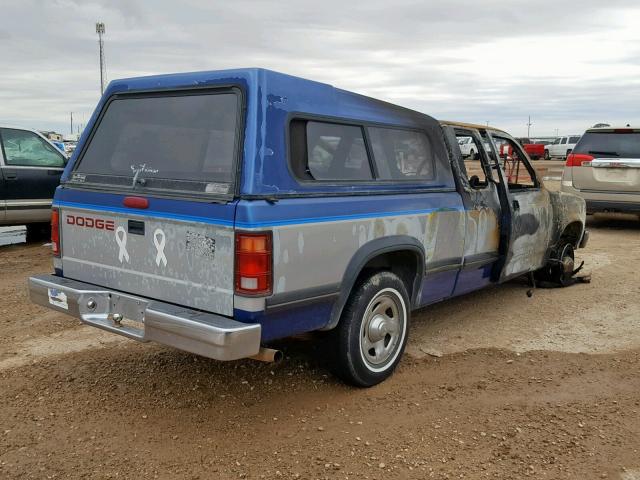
[29,68,588,386]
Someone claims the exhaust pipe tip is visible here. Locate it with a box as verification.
[250,347,283,363]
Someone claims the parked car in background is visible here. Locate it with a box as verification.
[515,137,544,160]
[0,126,67,239]
[63,141,77,155]
[561,126,640,214]
[62,134,79,155]
[458,136,477,158]
[27,69,587,387]
[544,135,581,160]
[51,140,66,153]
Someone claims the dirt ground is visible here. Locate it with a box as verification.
[1,202,639,479]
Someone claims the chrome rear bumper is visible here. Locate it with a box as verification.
[28,274,261,361]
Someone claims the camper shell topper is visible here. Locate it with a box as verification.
[29,68,588,387]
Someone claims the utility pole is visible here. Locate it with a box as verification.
[526,116,533,138]
[70,112,73,134]
[96,22,106,95]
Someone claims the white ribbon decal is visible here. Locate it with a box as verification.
[153,228,167,267]
[115,226,130,263]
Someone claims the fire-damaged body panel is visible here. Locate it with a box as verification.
[547,191,588,247]
[501,188,554,278]
[28,69,587,386]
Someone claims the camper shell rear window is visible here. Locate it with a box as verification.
[70,88,242,197]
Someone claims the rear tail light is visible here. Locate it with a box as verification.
[51,208,61,257]
[566,153,594,167]
[235,232,272,296]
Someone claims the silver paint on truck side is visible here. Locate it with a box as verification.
[263,206,499,301]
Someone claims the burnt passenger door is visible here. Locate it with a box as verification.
[487,132,553,281]
[442,126,503,295]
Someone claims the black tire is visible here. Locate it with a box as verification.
[469,148,475,160]
[535,242,575,287]
[566,149,572,158]
[331,271,410,387]
[26,222,50,243]
[544,149,550,160]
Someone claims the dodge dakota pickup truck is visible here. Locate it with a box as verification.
[29,68,588,387]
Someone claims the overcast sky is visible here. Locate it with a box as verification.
[1,0,639,137]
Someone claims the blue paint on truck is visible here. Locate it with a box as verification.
[29,68,586,387]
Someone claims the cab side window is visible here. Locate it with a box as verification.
[455,131,489,189]
[480,132,502,184]
[492,136,537,189]
[0,128,65,167]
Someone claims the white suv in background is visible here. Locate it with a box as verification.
[457,136,477,158]
[544,135,582,160]
[561,126,640,215]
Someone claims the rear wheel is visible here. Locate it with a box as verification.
[331,271,409,387]
[469,148,475,160]
[566,149,572,158]
[544,149,550,160]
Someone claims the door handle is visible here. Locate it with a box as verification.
[4,172,17,180]
[512,199,520,211]
[48,170,62,175]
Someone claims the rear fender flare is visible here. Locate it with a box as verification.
[322,236,425,330]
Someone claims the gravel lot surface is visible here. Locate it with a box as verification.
[1,183,639,479]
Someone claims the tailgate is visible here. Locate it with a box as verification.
[60,206,235,316]
[573,158,640,193]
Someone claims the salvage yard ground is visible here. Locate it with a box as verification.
[1,173,639,479]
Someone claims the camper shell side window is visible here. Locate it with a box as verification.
[289,117,437,185]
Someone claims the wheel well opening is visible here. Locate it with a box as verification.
[356,250,420,302]
[560,221,583,247]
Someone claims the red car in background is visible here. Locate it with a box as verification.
[516,138,546,160]
[499,138,552,160]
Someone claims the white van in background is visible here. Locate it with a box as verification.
[544,135,582,159]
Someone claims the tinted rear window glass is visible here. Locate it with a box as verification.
[368,127,435,180]
[74,92,239,194]
[569,136,581,143]
[574,132,640,157]
[305,121,372,181]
